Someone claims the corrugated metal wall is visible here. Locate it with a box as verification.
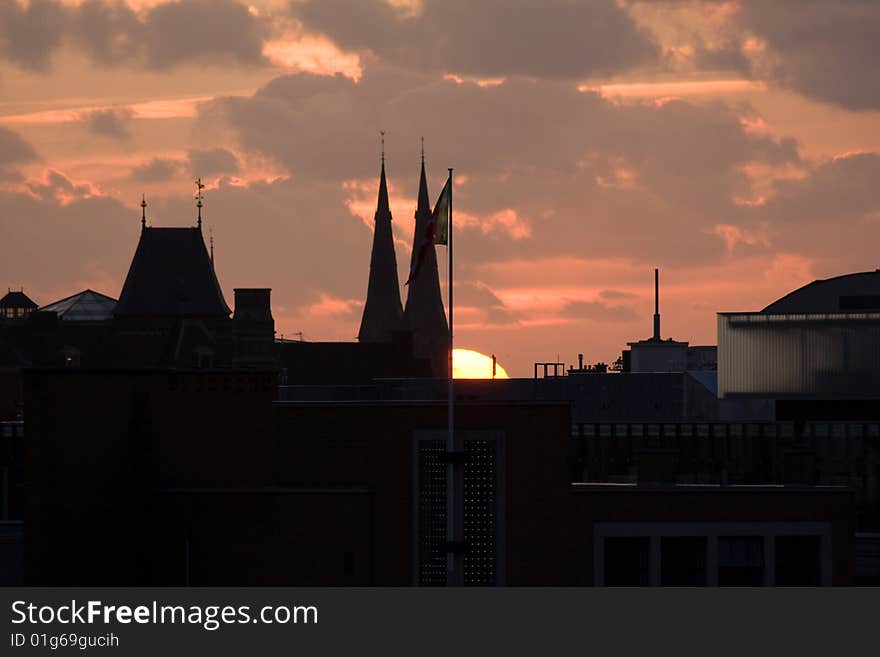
[718,314,880,398]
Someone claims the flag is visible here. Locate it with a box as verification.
[405,175,451,285]
[433,176,451,246]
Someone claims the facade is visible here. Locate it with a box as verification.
[718,270,880,420]
[20,367,855,586]
[573,484,853,586]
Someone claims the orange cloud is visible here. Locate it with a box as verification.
[580,79,766,100]
[263,34,362,80]
[0,95,215,126]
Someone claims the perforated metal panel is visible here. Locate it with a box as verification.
[417,439,447,586]
[463,439,498,586]
[415,433,503,586]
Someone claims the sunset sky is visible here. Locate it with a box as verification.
[2,0,880,376]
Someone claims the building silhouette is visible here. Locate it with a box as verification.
[114,215,233,368]
[358,150,404,343]
[2,160,879,586]
[0,290,37,322]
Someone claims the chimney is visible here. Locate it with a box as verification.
[653,268,660,340]
[233,288,276,367]
[578,353,584,370]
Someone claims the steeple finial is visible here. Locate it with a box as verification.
[377,132,390,215]
[195,177,205,229]
[416,138,430,214]
[140,194,147,228]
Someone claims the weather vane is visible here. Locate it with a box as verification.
[420,136,425,164]
[380,130,385,165]
[140,194,147,228]
[195,177,205,229]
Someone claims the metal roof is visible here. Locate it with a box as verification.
[39,289,117,321]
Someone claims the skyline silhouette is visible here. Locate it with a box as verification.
[2,0,879,376]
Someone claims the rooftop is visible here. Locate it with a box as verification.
[116,226,230,317]
[39,289,117,322]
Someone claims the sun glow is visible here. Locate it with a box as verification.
[452,349,509,379]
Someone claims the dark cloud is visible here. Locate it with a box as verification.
[0,0,66,72]
[187,148,240,177]
[293,0,659,79]
[25,170,95,203]
[0,0,271,72]
[142,0,269,70]
[130,158,186,182]
[0,126,38,182]
[206,67,800,269]
[70,0,142,66]
[759,152,880,226]
[0,127,38,164]
[455,281,519,325]
[82,107,133,140]
[689,42,752,76]
[598,289,636,300]
[558,299,638,322]
[735,0,880,110]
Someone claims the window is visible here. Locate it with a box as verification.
[604,537,650,586]
[775,536,821,586]
[661,537,707,586]
[719,536,764,586]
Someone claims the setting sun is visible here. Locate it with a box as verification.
[452,349,510,379]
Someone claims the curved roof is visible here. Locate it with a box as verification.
[115,227,231,317]
[762,270,880,313]
[40,289,117,321]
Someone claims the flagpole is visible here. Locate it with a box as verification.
[446,167,463,586]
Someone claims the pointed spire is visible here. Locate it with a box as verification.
[377,130,390,215]
[359,138,404,342]
[416,137,430,215]
[210,226,215,266]
[404,140,449,376]
[140,194,147,229]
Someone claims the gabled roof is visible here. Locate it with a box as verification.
[40,289,117,321]
[115,227,231,317]
[0,290,37,310]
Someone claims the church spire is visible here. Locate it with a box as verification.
[378,131,390,214]
[404,142,449,376]
[358,133,404,343]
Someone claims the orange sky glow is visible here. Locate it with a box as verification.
[2,0,880,376]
